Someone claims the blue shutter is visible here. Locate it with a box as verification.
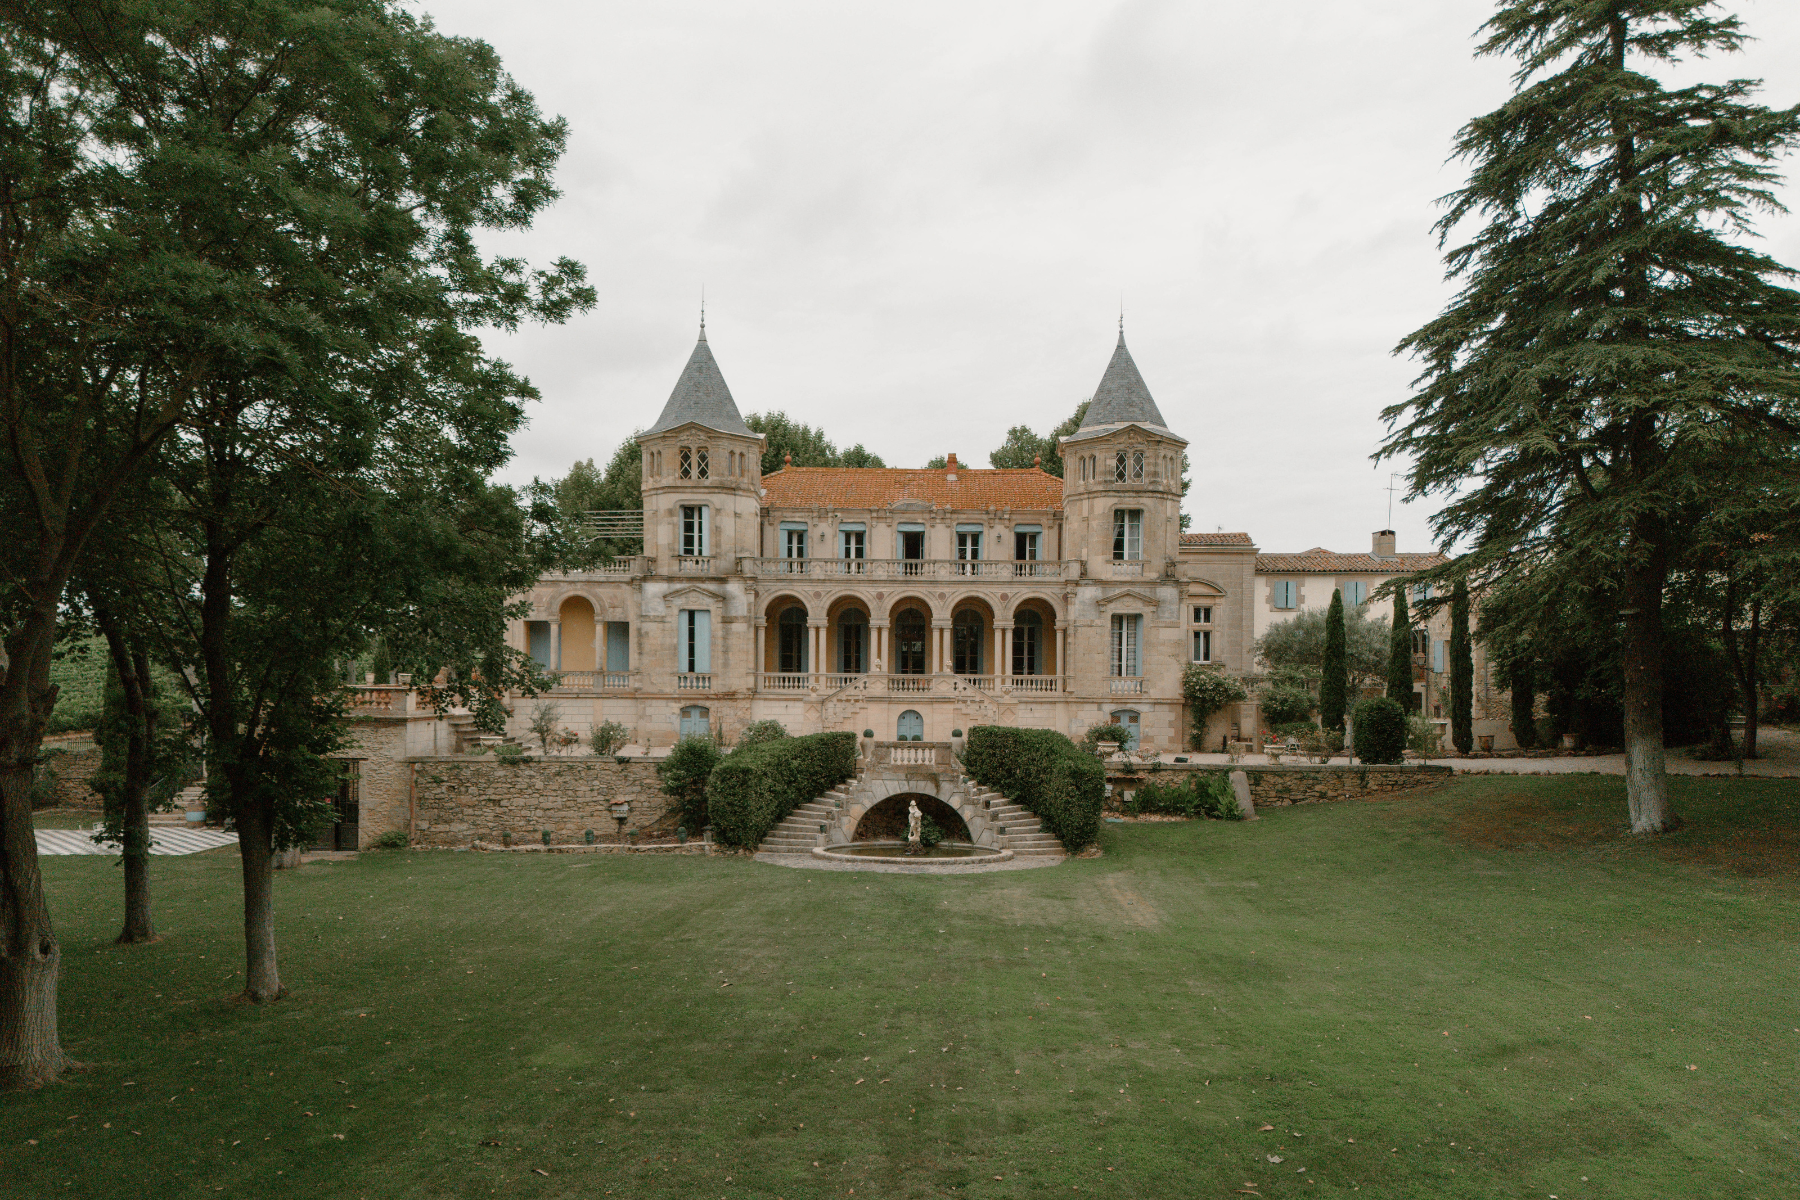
[676,612,691,673]
[694,610,711,674]
[606,622,630,672]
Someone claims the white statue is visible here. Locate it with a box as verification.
[907,799,922,846]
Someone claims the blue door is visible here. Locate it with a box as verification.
[679,705,710,740]
[897,710,924,741]
[1110,709,1140,751]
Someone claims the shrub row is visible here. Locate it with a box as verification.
[706,731,858,847]
[962,726,1104,849]
[1124,774,1243,820]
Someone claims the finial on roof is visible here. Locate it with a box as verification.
[699,285,706,341]
[1033,454,1042,467]
[784,451,791,467]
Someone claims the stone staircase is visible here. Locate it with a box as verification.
[756,785,854,854]
[966,784,1066,857]
[150,784,207,825]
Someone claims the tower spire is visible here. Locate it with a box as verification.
[699,285,706,340]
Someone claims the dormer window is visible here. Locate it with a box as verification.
[696,448,709,479]
[679,447,692,479]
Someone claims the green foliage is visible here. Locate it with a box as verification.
[658,737,722,834]
[1407,715,1443,758]
[1080,723,1133,753]
[918,815,945,848]
[1449,582,1473,753]
[962,726,1104,850]
[527,702,563,754]
[1181,664,1248,750]
[1258,684,1314,727]
[987,402,1088,477]
[733,720,789,752]
[371,831,409,850]
[45,636,109,735]
[1508,659,1538,749]
[1124,773,1242,820]
[1320,589,1348,732]
[924,455,956,470]
[494,742,526,762]
[587,721,631,757]
[1387,586,1414,709]
[1352,697,1407,765]
[1271,721,1317,739]
[705,732,857,848]
[549,440,643,560]
[747,412,884,476]
[1257,599,1389,696]
[1296,727,1346,764]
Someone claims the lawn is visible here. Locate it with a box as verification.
[4,774,1796,1199]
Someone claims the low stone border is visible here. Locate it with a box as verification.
[755,850,1058,875]
[809,843,1014,866]
[470,839,711,855]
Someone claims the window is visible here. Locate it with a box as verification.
[679,447,692,479]
[895,608,928,674]
[1433,639,1446,674]
[1132,450,1144,481]
[696,447,709,479]
[1412,583,1433,602]
[840,528,865,559]
[677,609,711,674]
[956,528,981,573]
[1012,610,1043,676]
[679,705,710,739]
[1110,613,1141,677]
[1192,606,1213,625]
[1272,580,1297,609]
[1109,710,1140,751]
[1344,580,1368,606]
[777,606,808,674]
[1014,529,1039,561]
[899,526,925,569]
[838,610,867,673]
[1192,630,1212,662]
[1115,450,1128,482]
[680,505,708,557]
[952,610,984,675]
[605,622,630,672]
[782,526,807,559]
[526,621,552,668]
[1112,509,1143,560]
[1412,628,1430,657]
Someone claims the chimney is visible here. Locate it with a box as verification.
[945,453,958,471]
[1372,530,1396,558]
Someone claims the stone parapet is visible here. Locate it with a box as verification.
[1107,762,1452,809]
[406,757,674,848]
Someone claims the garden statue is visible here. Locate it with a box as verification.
[907,799,922,848]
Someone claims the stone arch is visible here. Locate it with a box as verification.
[853,792,972,843]
[558,595,598,671]
[883,592,940,623]
[827,595,872,676]
[760,592,811,622]
[1004,591,1064,622]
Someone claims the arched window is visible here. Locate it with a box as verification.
[838,609,867,673]
[895,608,928,675]
[952,609,984,675]
[1011,609,1043,676]
[897,710,924,741]
[778,606,808,674]
[680,705,711,740]
[1109,709,1140,751]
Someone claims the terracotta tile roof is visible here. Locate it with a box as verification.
[761,465,1064,511]
[1256,548,1449,573]
[1179,532,1254,547]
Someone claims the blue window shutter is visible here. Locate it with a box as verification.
[1433,639,1445,673]
[695,610,712,674]
[606,622,630,672]
[677,612,691,672]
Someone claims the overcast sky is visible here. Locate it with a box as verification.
[422,0,1800,556]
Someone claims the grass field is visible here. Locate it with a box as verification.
[4,774,1796,1199]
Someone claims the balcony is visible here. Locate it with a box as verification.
[1109,677,1146,696]
[1108,560,1146,579]
[748,558,1080,582]
[752,672,1067,695]
[672,556,713,574]
[676,673,712,690]
[549,671,636,693]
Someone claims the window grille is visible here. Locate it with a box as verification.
[1115,451,1128,482]
[1132,450,1144,481]
[696,448,709,479]
[679,447,692,479]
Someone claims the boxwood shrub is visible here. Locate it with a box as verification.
[706,731,858,847]
[962,726,1104,849]
[1352,697,1407,765]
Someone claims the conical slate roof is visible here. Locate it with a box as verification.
[1078,331,1168,432]
[645,327,752,437]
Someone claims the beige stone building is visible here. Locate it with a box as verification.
[505,326,1263,754]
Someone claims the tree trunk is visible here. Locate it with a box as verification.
[1620,526,1675,833]
[235,801,285,1003]
[1721,588,1760,761]
[96,613,158,944]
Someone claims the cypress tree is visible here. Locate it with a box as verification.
[1450,581,1473,753]
[1381,3,1800,832]
[1387,586,1414,711]
[1508,658,1537,749]
[1320,589,1348,732]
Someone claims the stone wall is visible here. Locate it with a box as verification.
[407,757,673,848]
[37,745,102,807]
[1109,762,1452,809]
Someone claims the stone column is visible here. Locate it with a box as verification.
[549,620,562,672]
[753,620,765,688]
[810,623,825,679]
[872,622,888,674]
[994,624,1010,680]
[1055,622,1068,691]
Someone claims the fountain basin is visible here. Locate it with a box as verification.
[812,841,1011,864]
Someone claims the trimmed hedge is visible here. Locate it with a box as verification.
[706,731,857,847]
[1352,697,1407,765]
[962,726,1104,850]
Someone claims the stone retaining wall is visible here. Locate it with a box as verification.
[1108,763,1453,809]
[407,757,673,848]
[38,746,102,807]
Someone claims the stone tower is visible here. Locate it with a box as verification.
[636,324,766,566]
[1057,330,1188,576]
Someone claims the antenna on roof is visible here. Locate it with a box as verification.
[1385,472,1401,527]
[1118,293,1124,336]
[699,284,706,336]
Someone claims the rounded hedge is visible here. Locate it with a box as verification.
[1352,697,1407,765]
[962,726,1103,850]
[706,731,857,847]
